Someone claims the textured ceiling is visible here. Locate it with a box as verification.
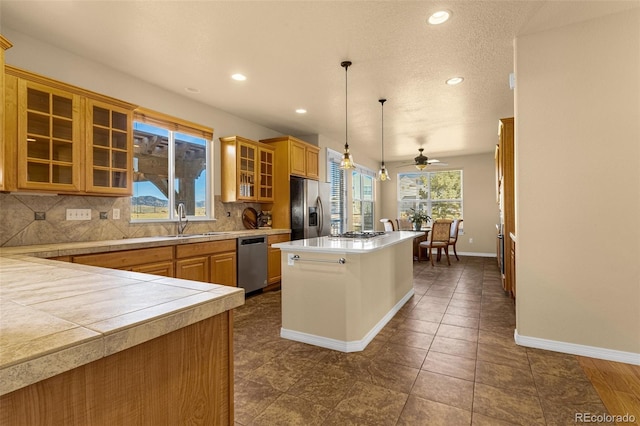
[1,1,636,162]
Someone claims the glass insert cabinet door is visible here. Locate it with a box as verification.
[17,80,82,191]
[85,99,133,195]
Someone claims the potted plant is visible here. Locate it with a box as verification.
[408,208,431,231]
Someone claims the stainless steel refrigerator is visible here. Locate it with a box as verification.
[290,176,331,241]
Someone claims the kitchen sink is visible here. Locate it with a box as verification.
[151,232,232,238]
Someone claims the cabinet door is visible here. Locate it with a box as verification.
[176,257,209,282]
[86,99,133,195]
[267,234,290,285]
[17,80,82,192]
[289,140,306,177]
[257,146,274,202]
[237,140,257,201]
[305,146,320,180]
[132,261,174,278]
[210,252,237,287]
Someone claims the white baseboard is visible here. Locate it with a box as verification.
[280,288,415,353]
[515,330,640,365]
[457,251,496,258]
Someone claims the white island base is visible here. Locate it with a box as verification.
[274,233,419,352]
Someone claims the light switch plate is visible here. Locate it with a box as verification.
[66,209,91,220]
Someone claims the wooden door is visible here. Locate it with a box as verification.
[210,252,237,287]
[86,99,133,195]
[289,140,306,177]
[175,257,209,282]
[132,261,174,277]
[237,140,257,201]
[17,79,82,192]
[257,146,274,202]
[305,146,320,180]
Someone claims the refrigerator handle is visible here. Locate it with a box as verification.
[317,196,324,235]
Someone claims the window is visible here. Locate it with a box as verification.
[352,169,375,232]
[327,149,346,234]
[398,170,463,225]
[131,108,213,222]
[327,148,376,233]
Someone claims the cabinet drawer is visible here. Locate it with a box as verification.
[175,239,236,259]
[73,246,173,269]
[268,234,290,245]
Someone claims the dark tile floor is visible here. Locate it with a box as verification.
[233,256,613,425]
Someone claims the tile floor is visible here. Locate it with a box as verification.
[233,256,616,425]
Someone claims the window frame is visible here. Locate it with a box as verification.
[131,108,214,223]
[397,169,463,223]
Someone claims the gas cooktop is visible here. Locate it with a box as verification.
[328,231,387,240]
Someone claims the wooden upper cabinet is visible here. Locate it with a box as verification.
[220,136,274,203]
[3,66,137,195]
[85,99,133,195]
[305,145,320,180]
[289,139,306,176]
[258,146,274,202]
[260,136,320,180]
[0,35,12,191]
[17,80,83,192]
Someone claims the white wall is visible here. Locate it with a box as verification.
[515,9,640,359]
[382,152,499,255]
[3,29,282,196]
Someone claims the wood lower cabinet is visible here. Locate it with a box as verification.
[72,246,174,271]
[0,312,234,425]
[175,256,209,282]
[267,233,290,286]
[175,239,237,287]
[210,252,237,287]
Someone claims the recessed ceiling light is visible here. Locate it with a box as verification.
[295,109,307,114]
[446,77,464,85]
[184,87,200,93]
[428,10,451,25]
[231,73,247,81]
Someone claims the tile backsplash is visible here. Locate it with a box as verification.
[0,193,264,247]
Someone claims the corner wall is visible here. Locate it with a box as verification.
[514,10,640,359]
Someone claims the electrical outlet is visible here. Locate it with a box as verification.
[237,210,242,218]
[113,208,120,220]
[66,209,91,221]
[469,238,473,244]
[287,253,295,266]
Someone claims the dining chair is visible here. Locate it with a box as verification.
[396,218,413,231]
[448,219,463,261]
[419,219,453,266]
[380,218,395,232]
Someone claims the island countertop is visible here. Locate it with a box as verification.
[0,254,244,396]
[272,231,424,254]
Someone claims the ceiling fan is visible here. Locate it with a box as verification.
[397,148,447,170]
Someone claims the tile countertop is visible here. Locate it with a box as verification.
[0,229,289,396]
[272,231,424,254]
[0,228,290,258]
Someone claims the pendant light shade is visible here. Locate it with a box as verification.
[377,99,390,181]
[339,61,355,170]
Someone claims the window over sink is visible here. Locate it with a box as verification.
[131,108,213,222]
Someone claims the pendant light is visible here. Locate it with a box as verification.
[377,99,390,181]
[339,61,355,170]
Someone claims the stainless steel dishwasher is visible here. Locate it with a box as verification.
[237,235,268,294]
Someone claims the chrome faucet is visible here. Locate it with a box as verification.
[177,202,188,236]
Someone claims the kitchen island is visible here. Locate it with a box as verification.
[273,231,422,352]
[0,253,244,425]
